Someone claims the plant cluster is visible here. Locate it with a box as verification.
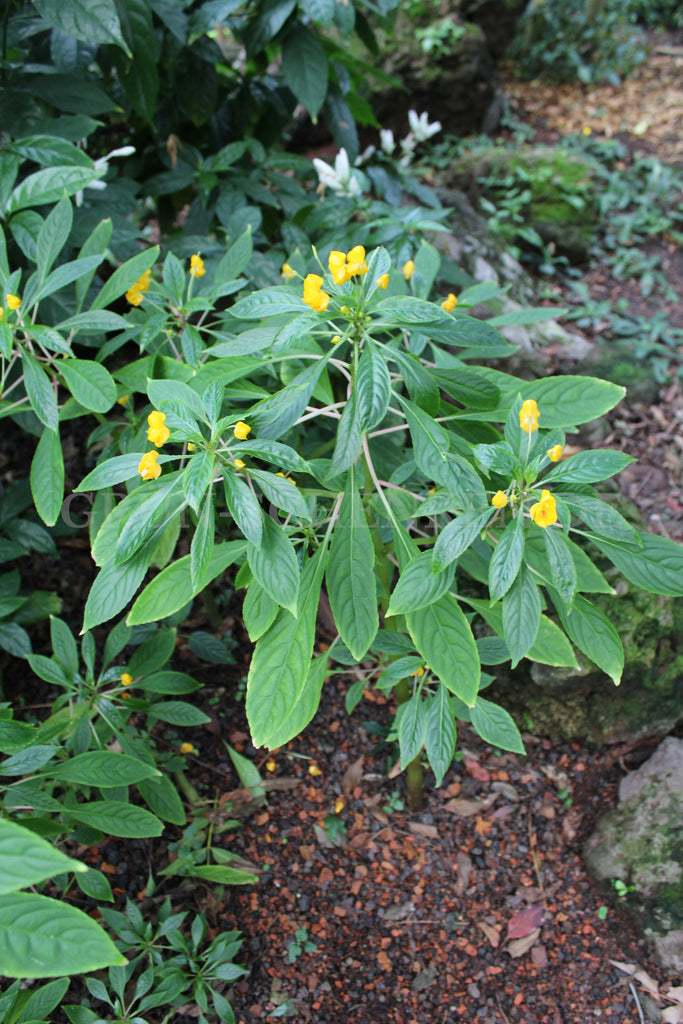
[510,0,648,85]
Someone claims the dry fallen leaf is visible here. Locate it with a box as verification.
[506,928,541,958]
[476,920,501,948]
[342,756,364,796]
[382,901,416,923]
[408,822,439,839]
[507,903,545,939]
[663,1010,683,1024]
[444,797,489,817]
[609,960,660,1000]
[454,851,473,897]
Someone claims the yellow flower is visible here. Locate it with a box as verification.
[187,442,196,452]
[117,395,129,406]
[138,450,161,481]
[519,399,540,434]
[233,420,251,440]
[6,294,21,310]
[234,458,245,470]
[547,444,563,462]
[120,672,133,686]
[308,763,322,777]
[331,334,341,345]
[377,273,389,290]
[403,259,415,280]
[303,273,330,312]
[328,250,348,286]
[582,126,592,136]
[147,410,170,447]
[334,798,345,813]
[492,490,508,509]
[190,254,205,278]
[126,270,152,306]
[276,471,295,483]
[529,489,557,528]
[416,666,424,678]
[266,759,276,772]
[441,293,457,312]
[179,742,194,754]
[281,262,296,280]
[345,244,368,277]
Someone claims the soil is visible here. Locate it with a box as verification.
[3,34,683,1024]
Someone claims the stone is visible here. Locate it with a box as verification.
[584,737,683,973]
[442,146,600,264]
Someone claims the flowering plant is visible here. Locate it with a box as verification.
[71,240,683,803]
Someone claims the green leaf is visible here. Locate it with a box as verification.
[488,515,524,603]
[470,697,525,754]
[425,683,456,787]
[149,701,211,726]
[33,0,130,52]
[546,450,635,484]
[432,508,494,572]
[397,694,426,766]
[543,527,577,608]
[65,801,163,838]
[185,865,258,885]
[59,359,117,413]
[127,541,247,625]
[249,468,311,520]
[75,866,114,903]
[226,743,265,800]
[50,615,79,679]
[83,550,151,632]
[91,247,159,310]
[191,498,215,590]
[502,564,541,667]
[136,775,186,826]
[401,398,486,508]
[217,226,253,280]
[561,493,640,546]
[182,450,215,513]
[243,581,278,641]
[552,593,624,685]
[524,533,613,594]
[228,287,306,320]
[36,196,72,281]
[30,429,64,527]
[330,390,363,477]
[407,594,480,706]
[134,671,201,695]
[326,468,378,659]
[591,532,683,597]
[76,453,149,491]
[431,368,500,411]
[518,377,625,427]
[115,0,159,121]
[247,515,299,615]
[390,347,440,416]
[222,470,263,546]
[247,547,327,748]
[462,596,578,668]
[355,341,391,430]
[386,550,454,616]
[48,752,161,787]
[0,893,125,978]
[0,818,85,894]
[282,26,328,118]
[21,353,57,431]
[7,167,100,214]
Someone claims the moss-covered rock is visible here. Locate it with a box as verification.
[443,146,600,263]
[489,583,683,746]
[584,737,683,973]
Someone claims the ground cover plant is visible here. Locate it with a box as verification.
[2,0,683,1020]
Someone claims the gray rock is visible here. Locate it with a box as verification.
[584,737,683,974]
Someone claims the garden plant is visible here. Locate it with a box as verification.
[1,0,683,1018]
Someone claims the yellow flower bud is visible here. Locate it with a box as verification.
[190,254,206,278]
[547,444,563,462]
[117,395,129,406]
[6,294,21,310]
[233,421,251,440]
[179,742,194,754]
[519,399,540,434]
[377,273,389,290]
[328,250,348,285]
[281,262,296,280]
[147,409,170,447]
[582,126,592,136]
[416,666,425,678]
[266,759,276,772]
[120,672,133,686]
[234,458,245,470]
[303,273,330,312]
[187,442,196,452]
[441,293,457,312]
[334,798,345,813]
[121,691,132,700]
[308,763,322,776]
[138,450,161,480]
[331,335,341,345]
[403,260,415,280]
[492,490,508,509]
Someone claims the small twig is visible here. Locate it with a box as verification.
[629,982,645,1024]
[496,992,512,1024]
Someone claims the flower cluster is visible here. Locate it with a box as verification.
[190,253,205,278]
[328,245,368,285]
[147,410,170,447]
[126,269,152,307]
[303,274,330,312]
[312,149,362,197]
[530,489,557,528]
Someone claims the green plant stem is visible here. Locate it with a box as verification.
[200,586,222,629]
[173,770,203,807]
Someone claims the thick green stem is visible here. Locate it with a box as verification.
[173,770,203,807]
[394,677,425,809]
[200,586,222,629]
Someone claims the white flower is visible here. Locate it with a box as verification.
[312,148,362,196]
[380,129,395,155]
[76,145,136,207]
[407,109,442,143]
[356,145,375,164]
